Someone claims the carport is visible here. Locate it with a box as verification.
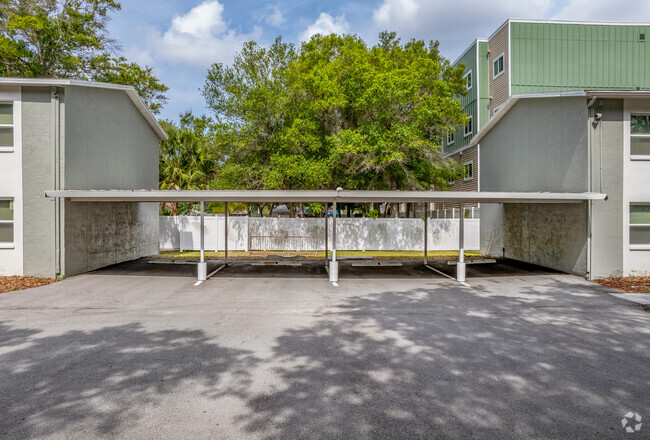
[45,189,606,284]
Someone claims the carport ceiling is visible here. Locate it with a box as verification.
[45,189,607,204]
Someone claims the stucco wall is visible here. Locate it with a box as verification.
[21,87,62,278]
[62,86,160,275]
[589,99,625,278]
[479,97,590,275]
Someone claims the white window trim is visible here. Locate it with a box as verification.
[463,161,474,181]
[0,199,14,246]
[464,116,473,137]
[464,70,472,90]
[629,202,650,249]
[630,114,650,159]
[447,130,455,145]
[493,53,505,79]
[0,102,15,153]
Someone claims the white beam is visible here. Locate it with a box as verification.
[44,189,608,204]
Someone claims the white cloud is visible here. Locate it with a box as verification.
[152,1,262,68]
[552,0,650,21]
[300,13,350,41]
[265,7,285,27]
[370,0,553,57]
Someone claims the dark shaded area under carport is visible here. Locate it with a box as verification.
[88,257,560,281]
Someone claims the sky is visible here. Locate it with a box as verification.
[106,0,650,121]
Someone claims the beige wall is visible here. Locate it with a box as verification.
[435,146,479,212]
[488,22,510,117]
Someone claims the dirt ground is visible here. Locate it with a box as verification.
[593,276,650,293]
[0,276,57,294]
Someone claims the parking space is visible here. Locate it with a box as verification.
[0,259,648,439]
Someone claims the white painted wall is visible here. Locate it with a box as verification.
[0,87,23,276]
[160,216,480,252]
[623,99,650,276]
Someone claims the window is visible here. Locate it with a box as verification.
[493,54,504,78]
[630,204,650,247]
[631,114,650,158]
[464,116,473,137]
[464,70,472,90]
[0,200,13,245]
[464,162,473,181]
[447,130,455,145]
[0,103,13,150]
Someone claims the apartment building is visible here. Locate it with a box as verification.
[443,19,650,278]
[0,78,166,278]
[443,20,650,199]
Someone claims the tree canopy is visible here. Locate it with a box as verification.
[0,0,167,113]
[202,32,467,193]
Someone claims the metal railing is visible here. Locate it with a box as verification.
[249,235,319,255]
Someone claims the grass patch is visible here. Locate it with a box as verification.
[156,250,480,260]
[0,276,57,294]
[593,276,650,294]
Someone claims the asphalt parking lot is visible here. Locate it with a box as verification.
[0,259,648,439]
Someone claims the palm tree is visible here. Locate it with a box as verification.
[159,123,216,215]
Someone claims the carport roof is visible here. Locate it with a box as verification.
[45,189,607,204]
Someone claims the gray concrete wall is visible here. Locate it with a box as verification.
[63,86,160,275]
[589,99,624,278]
[479,97,590,275]
[21,87,62,278]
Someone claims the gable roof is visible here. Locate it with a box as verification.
[469,89,650,147]
[0,78,167,140]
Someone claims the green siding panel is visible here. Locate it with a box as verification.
[445,40,483,154]
[511,22,650,93]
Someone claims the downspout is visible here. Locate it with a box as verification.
[586,96,596,280]
[51,88,62,277]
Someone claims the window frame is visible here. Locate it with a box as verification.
[0,198,14,248]
[464,116,473,137]
[630,203,650,250]
[464,70,472,90]
[630,113,650,160]
[0,101,14,153]
[447,129,455,145]
[463,161,474,181]
[493,53,504,79]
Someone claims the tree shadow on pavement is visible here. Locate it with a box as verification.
[239,279,650,439]
[0,322,257,439]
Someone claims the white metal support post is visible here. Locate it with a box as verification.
[324,213,328,266]
[457,202,466,282]
[329,201,338,282]
[198,201,207,281]
[224,202,229,265]
[424,204,429,266]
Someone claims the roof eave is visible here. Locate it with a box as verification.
[0,77,167,141]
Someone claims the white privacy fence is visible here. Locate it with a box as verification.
[160,216,479,252]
